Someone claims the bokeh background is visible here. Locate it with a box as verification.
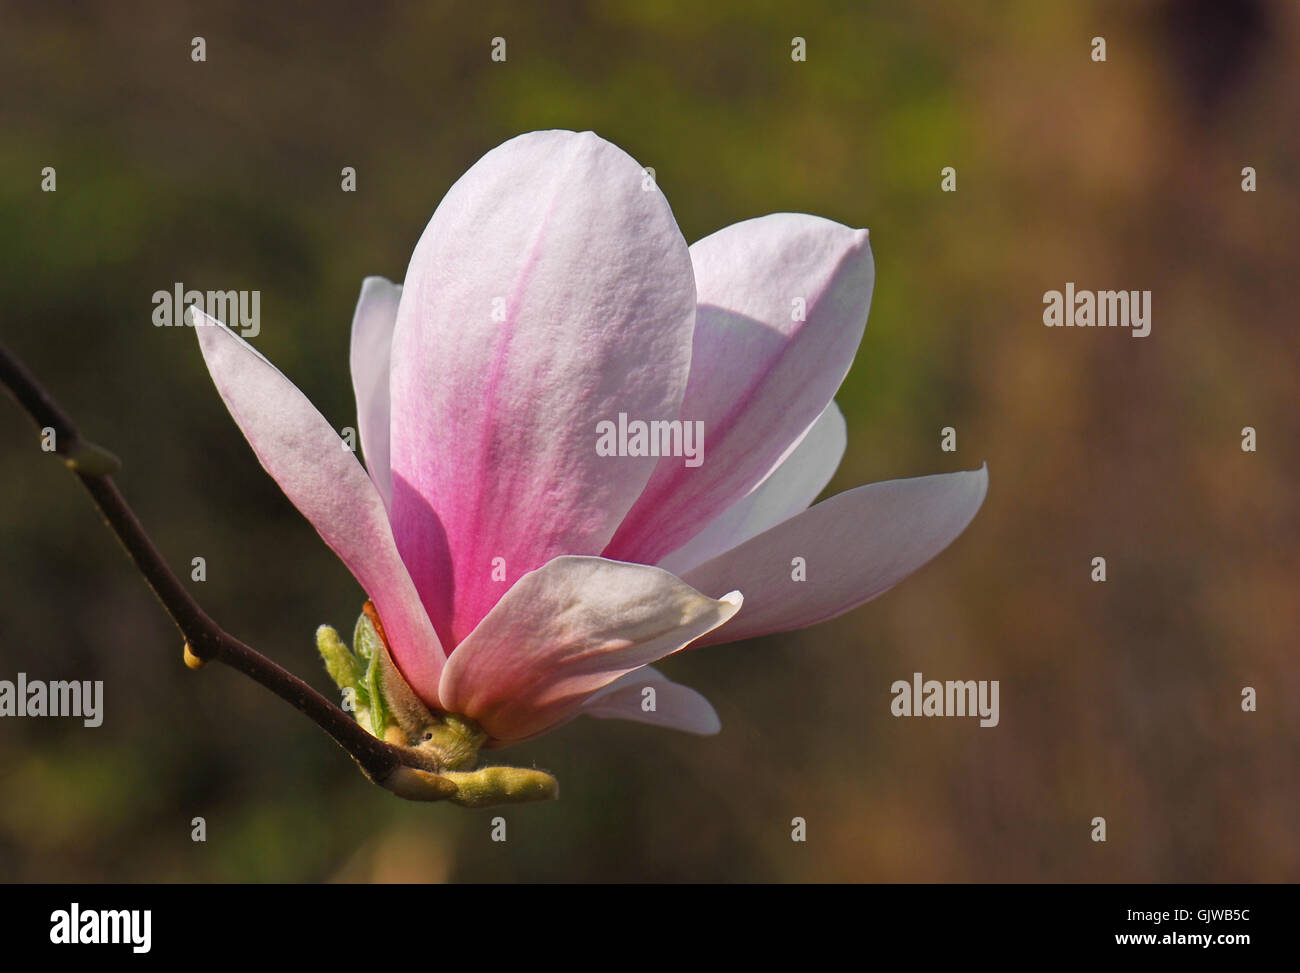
[1,0,1296,882]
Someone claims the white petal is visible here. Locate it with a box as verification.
[349,276,401,508]
[438,555,740,742]
[388,130,698,646]
[580,667,721,735]
[658,401,846,576]
[192,308,447,702]
[606,214,872,565]
[683,466,988,646]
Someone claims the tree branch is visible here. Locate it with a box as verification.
[0,341,444,787]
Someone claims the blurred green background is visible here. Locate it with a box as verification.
[1,0,1296,882]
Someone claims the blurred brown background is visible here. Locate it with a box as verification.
[0,0,1296,882]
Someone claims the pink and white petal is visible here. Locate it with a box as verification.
[657,400,846,576]
[438,556,741,743]
[606,214,873,565]
[349,276,401,508]
[579,667,721,735]
[192,309,447,702]
[682,466,988,647]
[389,130,697,647]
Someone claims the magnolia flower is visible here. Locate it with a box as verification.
[193,129,986,803]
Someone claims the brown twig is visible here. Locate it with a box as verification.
[0,341,443,785]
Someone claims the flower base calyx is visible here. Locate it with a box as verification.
[317,602,557,808]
